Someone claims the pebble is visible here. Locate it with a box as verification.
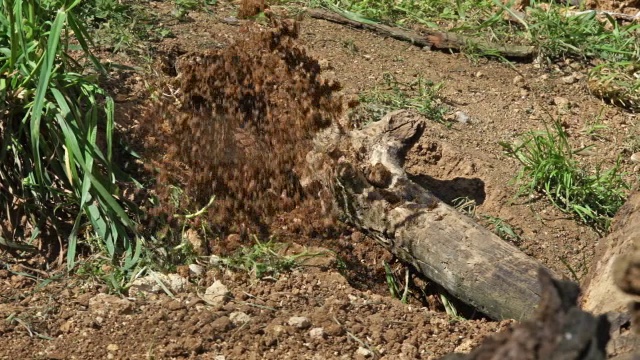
[553,97,570,108]
[309,327,325,339]
[188,264,204,276]
[562,74,577,84]
[288,316,311,329]
[356,347,373,357]
[203,280,230,307]
[229,311,251,326]
[106,344,119,352]
[512,75,524,86]
[454,111,470,124]
[631,153,640,163]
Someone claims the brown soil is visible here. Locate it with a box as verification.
[2,0,639,359]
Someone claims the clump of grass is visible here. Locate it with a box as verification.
[214,238,325,279]
[483,215,523,244]
[383,261,409,303]
[358,73,447,123]
[0,0,138,268]
[77,0,173,53]
[501,120,630,231]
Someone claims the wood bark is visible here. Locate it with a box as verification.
[306,9,536,60]
[322,110,551,321]
[582,191,640,314]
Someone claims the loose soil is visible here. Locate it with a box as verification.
[1,1,639,359]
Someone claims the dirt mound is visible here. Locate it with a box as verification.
[143,19,343,248]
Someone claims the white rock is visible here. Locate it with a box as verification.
[561,74,577,84]
[209,255,223,266]
[203,280,230,306]
[356,347,373,357]
[189,264,205,276]
[454,111,470,124]
[631,153,640,163]
[288,316,311,329]
[229,311,251,326]
[106,344,119,352]
[128,271,186,297]
[309,327,325,339]
[167,273,188,293]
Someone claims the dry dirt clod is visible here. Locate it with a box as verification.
[203,280,231,307]
[143,19,343,248]
[288,316,312,329]
[88,294,133,316]
[229,311,251,326]
[309,327,325,339]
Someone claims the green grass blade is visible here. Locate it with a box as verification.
[30,9,67,188]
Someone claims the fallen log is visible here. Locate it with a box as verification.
[310,110,551,320]
[306,9,536,60]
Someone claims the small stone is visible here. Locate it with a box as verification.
[324,323,345,336]
[211,316,231,332]
[363,54,372,61]
[164,299,185,311]
[454,111,470,124]
[309,327,325,339]
[128,271,175,296]
[267,324,287,336]
[631,153,640,163]
[229,311,251,326]
[209,255,223,266]
[475,71,484,78]
[512,75,524,86]
[553,97,570,108]
[214,356,226,360]
[106,344,119,352]
[288,316,311,329]
[188,264,204,276]
[167,273,188,293]
[59,320,73,333]
[89,294,132,316]
[561,74,577,84]
[356,347,373,357]
[203,280,230,307]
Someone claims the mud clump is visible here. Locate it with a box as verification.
[238,0,266,18]
[142,20,343,250]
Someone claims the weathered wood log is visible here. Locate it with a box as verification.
[318,110,552,321]
[306,9,536,60]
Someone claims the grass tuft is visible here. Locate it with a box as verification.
[500,120,630,231]
[0,0,138,268]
